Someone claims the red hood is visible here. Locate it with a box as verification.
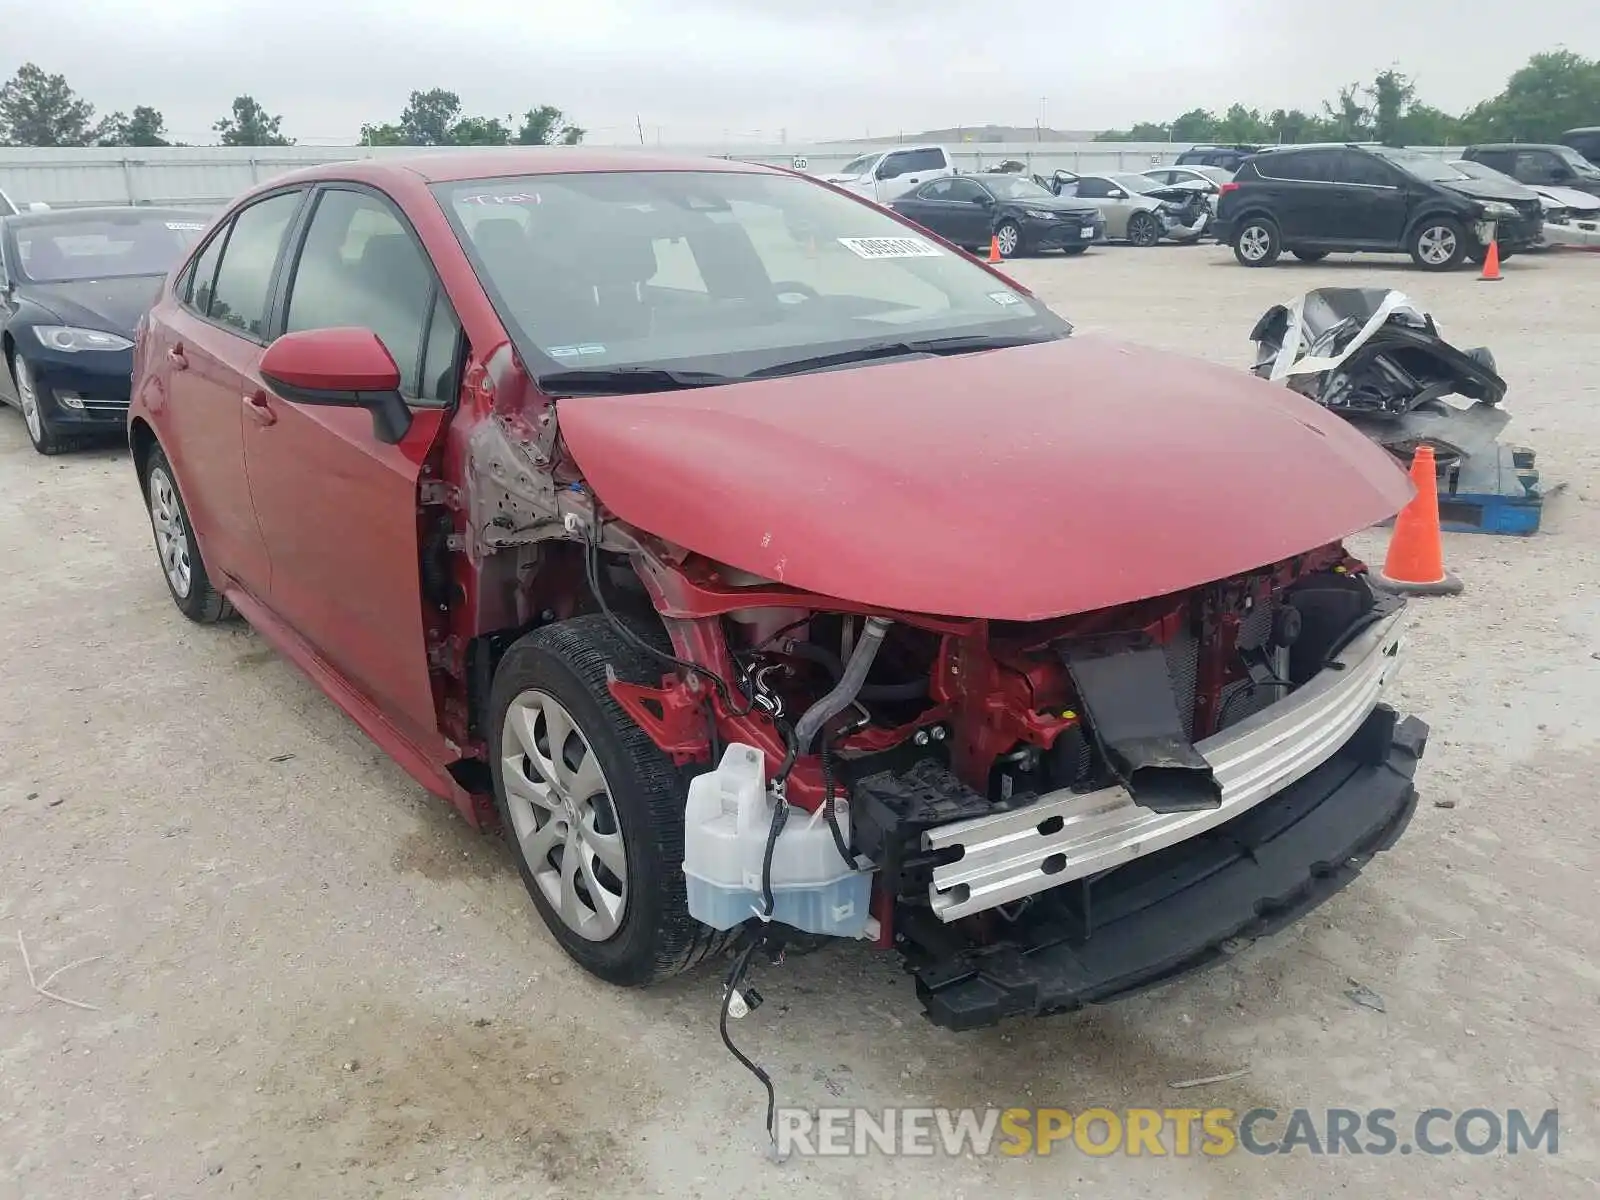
[556,334,1412,621]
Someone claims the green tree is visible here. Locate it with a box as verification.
[214,96,292,146]
[1396,104,1466,147]
[1366,69,1417,144]
[516,104,585,145]
[359,122,407,146]
[0,63,96,146]
[1215,104,1271,143]
[1169,108,1217,142]
[450,115,512,146]
[398,88,463,145]
[1466,50,1600,142]
[1322,83,1373,140]
[96,105,171,147]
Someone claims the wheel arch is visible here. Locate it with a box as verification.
[1228,207,1279,241]
[129,416,159,484]
[1403,208,1470,244]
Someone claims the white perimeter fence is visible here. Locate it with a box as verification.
[0,143,1460,212]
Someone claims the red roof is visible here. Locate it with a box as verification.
[273,148,774,188]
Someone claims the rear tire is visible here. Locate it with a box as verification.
[1062,245,1088,256]
[1233,217,1281,266]
[142,444,234,623]
[488,614,733,987]
[1293,250,1329,262]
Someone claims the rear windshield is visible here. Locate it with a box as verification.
[434,170,1070,380]
[982,175,1056,200]
[11,212,206,283]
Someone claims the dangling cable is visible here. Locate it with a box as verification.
[718,932,778,1151]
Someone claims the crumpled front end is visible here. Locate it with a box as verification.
[1249,287,1510,468]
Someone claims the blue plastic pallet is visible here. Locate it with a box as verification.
[1432,444,1557,536]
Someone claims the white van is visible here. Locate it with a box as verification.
[821,145,957,204]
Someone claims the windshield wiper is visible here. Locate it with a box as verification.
[745,332,1061,381]
[537,366,735,395]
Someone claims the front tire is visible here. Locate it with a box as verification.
[1061,244,1088,256]
[142,445,234,622]
[1410,217,1468,270]
[13,354,69,456]
[993,220,1022,258]
[1126,211,1161,248]
[1293,250,1329,263]
[1233,217,1281,266]
[489,615,732,987]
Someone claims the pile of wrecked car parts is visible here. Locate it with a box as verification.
[1250,287,1562,535]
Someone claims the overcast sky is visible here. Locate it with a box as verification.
[6,1,1595,145]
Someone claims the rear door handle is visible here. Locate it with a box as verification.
[242,390,276,427]
[167,345,188,370]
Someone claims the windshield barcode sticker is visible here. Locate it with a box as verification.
[837,236,943,259]
[165,221,206,231]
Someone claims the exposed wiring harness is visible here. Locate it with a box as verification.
[577,491,753,718]
[719,930,781,1157]
[820,736,856,869]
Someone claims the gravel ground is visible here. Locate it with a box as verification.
[2,245,1597,1200]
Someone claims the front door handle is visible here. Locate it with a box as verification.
[242,391,276,427]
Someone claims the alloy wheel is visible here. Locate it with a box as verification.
[1239,225,1273,262]
[147,466,193,599]
[1417,225,1458,266]
[15,358,43,444]
[995,222,1020,257]
[501,689,629,942]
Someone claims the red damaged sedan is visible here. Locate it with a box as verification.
[128,150,1427,1030]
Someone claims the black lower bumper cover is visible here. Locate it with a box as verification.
[914,705,1428,1030]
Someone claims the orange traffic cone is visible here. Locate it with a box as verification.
[987,234,1002,264]
[1479,238,1502,281]
[1373,445,1462,596]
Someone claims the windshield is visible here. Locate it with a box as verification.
[1449,160,1498,181]
[12,212,206,283]
[436,170,1070,384]
[982,175,1055,200]
[836,154,877,177]
[1109,174,1159,194]
[1375,150,1467,182]
[1555,147,1600,179]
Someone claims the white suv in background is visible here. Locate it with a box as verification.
[822,145,957,204]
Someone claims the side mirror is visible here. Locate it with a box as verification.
[260,327,412,445]
[1108,190,1127,199]
[976,193,995,207]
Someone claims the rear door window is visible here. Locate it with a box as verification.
[183,229,226,312]
[1338,152,1397,187]
[903,148,947,172]
[1259,150,1337,182]
[204,191,303,338]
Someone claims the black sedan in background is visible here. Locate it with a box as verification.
[889,173,1105,258]
[1,206,207,454]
